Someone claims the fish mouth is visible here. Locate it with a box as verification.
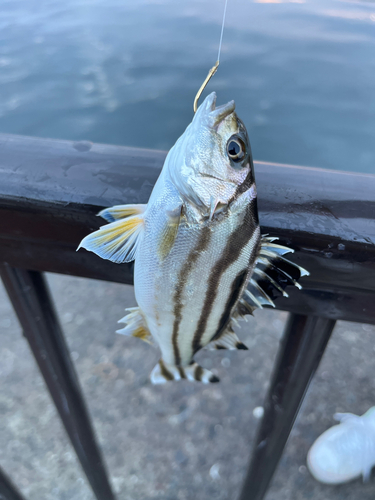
[204,92,236,126]
[194,92,236,128]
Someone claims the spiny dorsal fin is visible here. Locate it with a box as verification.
[248,279,275,308]
[77,211,145,263]
[116,306,152,344]
[253,267,289,297]
[237,298,256,316]
[99,204,147,222]
[207,329,248,350]
[237,235,309,316]
[259,236,309,278]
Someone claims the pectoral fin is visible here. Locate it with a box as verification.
[157,205,182,261]
[77,213,145,263]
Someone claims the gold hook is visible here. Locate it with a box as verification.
[193,60,219,113]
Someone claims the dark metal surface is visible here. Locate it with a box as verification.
[239,314,336,500]
[0,264,116,500]
[0,133,374,323]
[0,467,27,500]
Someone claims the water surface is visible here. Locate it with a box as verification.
[1,0,374,173]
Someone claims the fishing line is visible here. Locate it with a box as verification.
[217,0,229,64]
[193,0,229,112]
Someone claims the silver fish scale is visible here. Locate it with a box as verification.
[135,183,260,367]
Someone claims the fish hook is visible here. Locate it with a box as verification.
[193,0,228,112]
[193,60,219,113]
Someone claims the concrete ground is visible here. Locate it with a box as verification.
[1,273,375,500]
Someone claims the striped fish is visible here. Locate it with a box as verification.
[78,92,308,384]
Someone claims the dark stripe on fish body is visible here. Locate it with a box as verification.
[213,239,260,342]
[192,200,259,354]
[235,172,253,197]
[172,226,211,365]
[231,162,256,206]
[194,364,204,381]
[212,268,249,342]
[228,177,259,226]
[250,197,259,225]
[177,366,186,379]
[159,360,174,381]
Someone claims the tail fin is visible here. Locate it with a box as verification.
[150,359,219,384]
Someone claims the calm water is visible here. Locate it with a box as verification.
[1,0,374,173]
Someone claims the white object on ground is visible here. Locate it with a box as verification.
[307,406,375,484]
[253,406,264,419]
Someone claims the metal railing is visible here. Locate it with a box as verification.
[0,132,374,500]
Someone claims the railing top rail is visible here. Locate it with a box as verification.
[0,133,374,324]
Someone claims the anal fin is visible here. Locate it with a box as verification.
[150,360,219,384]
[207,329,248,350]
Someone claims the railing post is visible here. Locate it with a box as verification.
[0,264,116,500]
[239,314,336,500]
[0,467,27,500]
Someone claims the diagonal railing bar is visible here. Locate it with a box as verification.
[239,314,336,500]
[0,466,28,500]
[0,264,116,500]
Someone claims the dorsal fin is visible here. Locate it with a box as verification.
[237,235,309,316]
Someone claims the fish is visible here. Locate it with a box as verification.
[78,92,308,384]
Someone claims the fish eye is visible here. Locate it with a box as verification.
[227,137,246,163]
